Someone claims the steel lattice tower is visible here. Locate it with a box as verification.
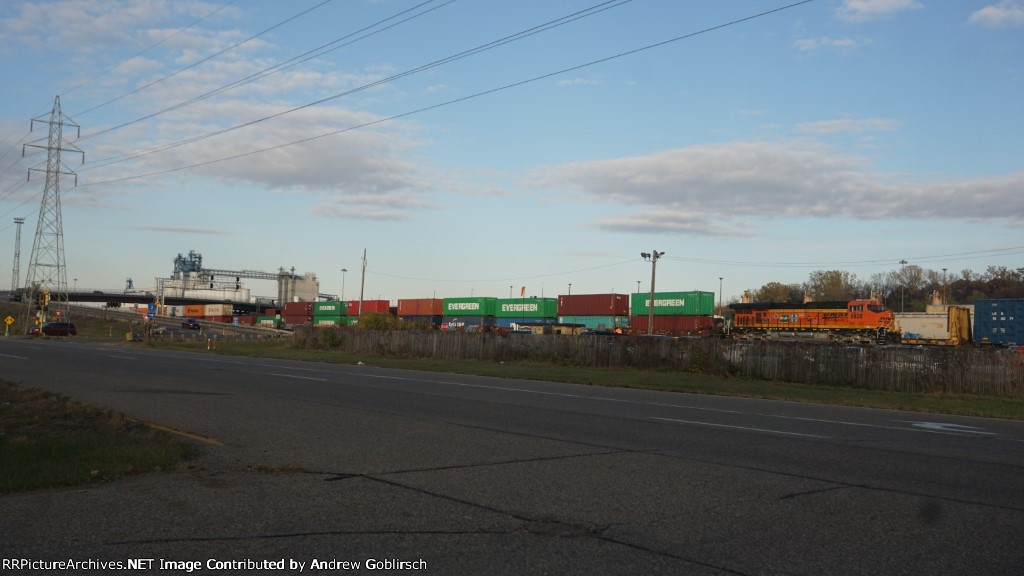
[21,96,83,329]
[10,217,25,292]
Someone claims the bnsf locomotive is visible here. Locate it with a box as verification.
[728,299,898,344]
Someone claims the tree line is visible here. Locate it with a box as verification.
[744,265,1024,312]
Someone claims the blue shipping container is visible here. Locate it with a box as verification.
[496,317,557,329]
[974,299,1024,346]
[399,315,442,327]
[441,316,496,332]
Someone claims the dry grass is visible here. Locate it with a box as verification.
[0,381,193,492]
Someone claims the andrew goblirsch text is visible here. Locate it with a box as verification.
[3,557,428,572]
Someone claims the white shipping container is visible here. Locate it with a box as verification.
[204,303,234,317]
[895,313,950,340]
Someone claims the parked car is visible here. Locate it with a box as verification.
[30,322,77,336]
[181,318,202,330]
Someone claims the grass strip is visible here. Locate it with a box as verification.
[149,340,1024,421]
[0,381,193,493]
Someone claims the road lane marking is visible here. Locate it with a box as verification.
[270,373,328,382]
[0,353,28,360]
[901,421,996,435]
[106,355,137,360]
[651,417,830,438]
[137,421,225,445]
[348,371,1007,438]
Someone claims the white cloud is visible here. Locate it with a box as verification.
[534,141,1024,236]
[793,36,868,53]
[556,78,601,87]
[795,118,902,134]
[969,1,1024,27]
[836,0,922,22]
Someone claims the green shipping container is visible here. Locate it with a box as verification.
[631,291,715,316]
[443,297,498,317]
[257,316,282,328]
[313,301,347,316]
[496,298,557,318]
[312,316,345,327]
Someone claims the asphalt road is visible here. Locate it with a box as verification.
[2,337,1023,575]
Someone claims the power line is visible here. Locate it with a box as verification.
[79,0,631,171]
[662,245,1024,269]
[78,0,454,144]
[72,0,338,118]
[78,0,811,186]
[370,258,638,284]
[60,0,241,102]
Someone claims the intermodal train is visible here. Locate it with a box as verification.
[728,298,898,344]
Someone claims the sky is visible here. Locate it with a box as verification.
[0,0,1022,306]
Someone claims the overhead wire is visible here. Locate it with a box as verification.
[60,0,241,103]
[662,245,1024,269]
[78,0,455,145]
[79,0,632,171]
[71,0,339,118]
[78,0,809,187]
[369,258,639,284]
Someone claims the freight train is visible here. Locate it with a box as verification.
[728,298,898,344]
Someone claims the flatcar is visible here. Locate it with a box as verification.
[728,298,897,344]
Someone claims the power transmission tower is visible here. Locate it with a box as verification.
[21,96,83,331]
[10,217,25,292]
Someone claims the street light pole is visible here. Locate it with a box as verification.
[899,259,907,313]
[719,277,723,316]
[340,268,347,302]
[641,251,665,335]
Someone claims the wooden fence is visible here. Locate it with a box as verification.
[292,327,1024,398]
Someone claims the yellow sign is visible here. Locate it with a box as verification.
[4,315,13,325]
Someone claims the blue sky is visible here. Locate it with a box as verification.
[1,0,1022,304]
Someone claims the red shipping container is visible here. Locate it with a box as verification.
[235,315,256,326]
[558,294,629,317]
[283,315,311,327]
[347,299,390,315]
[283,302,313,316]
[397,298,444,316]
[629,315,713,337]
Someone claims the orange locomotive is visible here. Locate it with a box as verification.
[728,298,898,344]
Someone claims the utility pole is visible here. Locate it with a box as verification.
[641,250,665,334]
[899,259,907,313]
[358,249,367,316]
[21,96,83,331]
[10,218,25,292]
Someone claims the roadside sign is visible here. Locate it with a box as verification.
[4,315,13,325]
[55,310,62,317]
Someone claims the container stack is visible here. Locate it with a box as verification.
[975,299,1023,346]
[557,294,630,331]
[442,297,497,332]
[282,302,313,328]
[495,298,557,328]
[312,301,347,327]
[203,303,234,324]
[630,291,716,336]
[398,298,444,328]
[347,300,391,316]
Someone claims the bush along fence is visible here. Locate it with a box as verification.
[291,327,1024,398]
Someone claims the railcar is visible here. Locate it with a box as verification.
[728,299,897,344]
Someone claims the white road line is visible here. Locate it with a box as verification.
[270,373,328,382]
[0,353,28,360]
[106,355,137,360]
[651,417,831,439]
